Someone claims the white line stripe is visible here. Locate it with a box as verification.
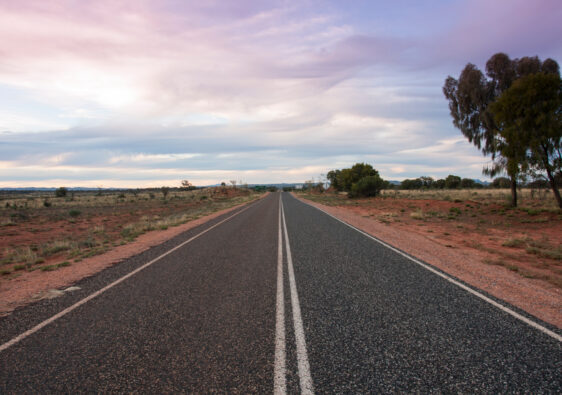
[297,197,562,343]
[281,197,315,395]
[274,196,286,395]
[0,199,261,353]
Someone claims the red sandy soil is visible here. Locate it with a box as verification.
[0,197,258,316]
[296,194,562,329]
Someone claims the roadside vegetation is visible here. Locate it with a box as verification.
[0,186,261,279]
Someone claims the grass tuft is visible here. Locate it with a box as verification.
[410,209,425,220]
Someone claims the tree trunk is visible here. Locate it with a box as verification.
[545,165,562,209]
[510,176,518,207]
[541,144,562,209]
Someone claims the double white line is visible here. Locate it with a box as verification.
[274,195,314,395]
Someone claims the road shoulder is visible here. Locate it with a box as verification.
[294,194,562,329]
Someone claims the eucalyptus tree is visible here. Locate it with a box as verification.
[491,72,562,208]
[443,53,559,206]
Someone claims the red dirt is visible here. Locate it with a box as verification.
[296,194,562,329]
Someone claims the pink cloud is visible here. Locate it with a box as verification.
[0,0,376,118]
[434,0,562,65]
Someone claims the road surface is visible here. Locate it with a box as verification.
[1,192,560,392]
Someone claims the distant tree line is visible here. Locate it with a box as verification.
[399,175,560,190]
[399,175,483,190]
[324,163,557,198]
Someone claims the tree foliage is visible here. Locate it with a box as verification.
[327,163,379,192]
[460,178,476,188]
[400,175,483,190]
[400,178,423,190]
[349,175,385,198]
[443,52,560,206]
[444,175,461,189]
[327,163,387,198]
[55,187,68,198]
[181,180,195,190]
[490,72,562,207]
[492,177,511,188]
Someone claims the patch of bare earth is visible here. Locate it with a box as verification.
[296,194,562,329]
[0,195,260,316]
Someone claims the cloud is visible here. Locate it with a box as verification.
[429,0,562,66]
[0,0,559,187]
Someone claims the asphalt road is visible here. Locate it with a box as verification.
[1,192,560,393]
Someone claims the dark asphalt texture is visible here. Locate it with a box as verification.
[1,192,560,393]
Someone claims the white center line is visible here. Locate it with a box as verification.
[274,196,286,395]
[281,196,314,395]
[0,199,260,353]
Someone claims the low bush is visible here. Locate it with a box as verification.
[69,209,81,217]
[349,175,384,198]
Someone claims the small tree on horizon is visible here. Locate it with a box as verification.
[55,187,68,198]
[181,180,194,190]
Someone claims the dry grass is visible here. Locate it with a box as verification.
[502,236,562,261]
[410,209,425,220]
[0,187,260,277]
[1,246,38,265]
[0,187,220,211]
[381,188,560,210]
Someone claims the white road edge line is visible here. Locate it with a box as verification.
[297,196,562,343]
[281,196,315,394]
[0,199,261,353]
[274,196,286,395]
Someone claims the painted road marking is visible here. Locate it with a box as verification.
[281,197,315,394]
[299,197,562,343]
[274,197,287,395]
[0,199,262,353]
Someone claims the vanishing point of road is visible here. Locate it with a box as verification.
[1,192,560,392]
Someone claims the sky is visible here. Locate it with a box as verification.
[1,0,561,188]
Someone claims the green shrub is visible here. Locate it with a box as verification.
[349,175,385,198]
[79,237,98,248]
[449,207,462,215]
[69,209,81,217]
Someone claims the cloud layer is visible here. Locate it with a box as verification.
[1,0,561,186]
